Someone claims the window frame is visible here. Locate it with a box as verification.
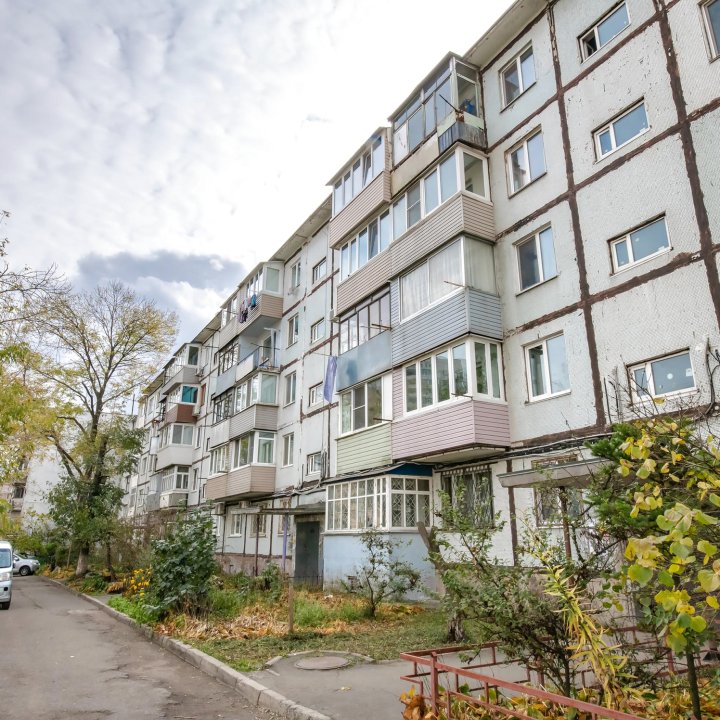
[339,376,385,436]
[628,350,696,402]
[282,433,294,467]
[525,333,571,401]
[308,383,323,407]
[579,2,631,62]
[290,260,302,289]
[515,225,557,292]
[310,318,326,344]
[312,258,327,283]
[339,290,391,354]
[229,511,243,536]
[609,216,671,272]
[507,129,546,195]
[287,314,299,347]
[594,101,649,159]
[702,0,720,59]
[307,452,322,475]
[441,468,494,527]
[284,372,297,406]
[500,43,536,108]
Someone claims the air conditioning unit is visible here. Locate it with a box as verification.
[212,502,225,515]
[192,404,201,416]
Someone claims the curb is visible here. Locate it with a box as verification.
[42,577,332,720]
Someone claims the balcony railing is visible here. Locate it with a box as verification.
[237,347,280,382]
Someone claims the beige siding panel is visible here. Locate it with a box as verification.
[337,424,392,475]
[473,401,511,447]
[208,419,230,448]
[226,465,276,497]
[218,318,239,350]
[229,404,278,440]
[260,294,284,318]
[461,194,495,240]
[206,474,228,501]
[390,195,464,277]
[329,172,390,248]
[391,140,440,195]
[336,251,393,315]
[392,367,405,418]
[392,400,510,460]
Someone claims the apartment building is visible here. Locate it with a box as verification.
[128,0,720,589]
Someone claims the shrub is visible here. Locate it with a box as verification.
[148,506,217,616]
[108,595,160,625]
[208,587,244,619]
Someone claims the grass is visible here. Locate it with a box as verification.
[192,605,449,672]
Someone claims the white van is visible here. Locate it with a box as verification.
[0,540,13,610]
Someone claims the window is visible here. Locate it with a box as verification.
[229,511,243,536]
[442,468,493,526]
[159,466,189,491]
[501,44,536,106]
[307,452,322,475]
[339,291,390,354]
[290,260,302,288]
[310,318,325,343]
[192,468,199,490]
[159,423,194,448]
[595,102,648,158]
[333,136,385,214]
[610,217,670,271]
[309,383,323,407]
[312,258,327,283]
[282,433,294,466]
[404,339,502,413]
[339,150,489,282]
[257,432,275,464]
[580,3,630,60]
[287,314,299,346]
[251,505,267,536]
[704,0,720,57]
[218,342,238,373]
[284,372,296,405]
[340,377,383,434]
[535,487,584,526]
[400,238,495,320]
[508,130,546,193]
[210,445,229,475]
[517,226,557,291]
[248,373,277,406]
[277,499,291,535]
[630,351,695,399]
[213,391,233,423]
[326,476,431,531]
[180,385,198,404]
[231,434,252,468]
[526,334,570,400]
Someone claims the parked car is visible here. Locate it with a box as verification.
[0,540,12,609]
[13,553,40,576]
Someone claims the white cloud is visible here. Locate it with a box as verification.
[0,0,511,334]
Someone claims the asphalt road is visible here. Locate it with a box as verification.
[0,576,276,720]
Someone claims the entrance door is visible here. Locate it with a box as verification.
[294,521,321,587]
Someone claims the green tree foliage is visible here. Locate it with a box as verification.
[347,529,421,618]
[589,416,720,719]
[36,281,177,576]
[148,507,217,616]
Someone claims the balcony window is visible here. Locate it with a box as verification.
[231,434,252,468]
[392,58,479,165]
[160,466,190,492]
[159,423,194,448]
[213,391,233,423]
[248,373,277,405]
[326,476,430,531]
[219,341,239,373]
[338,148,489,283]
[227,431,277,469]
[340,377,383,434]
[210,444,229,475]
[404,338,503,413]
[332,135,385,215]
[257,432,275,464]
[400,238,494,321]
[339,290,390,354]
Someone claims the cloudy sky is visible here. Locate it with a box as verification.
[1,0,511,339]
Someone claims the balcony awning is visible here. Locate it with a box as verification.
[325,462,434,485]
[497,459,607,490]
[231,502,326,517]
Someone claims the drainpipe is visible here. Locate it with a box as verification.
[506,460,519,565]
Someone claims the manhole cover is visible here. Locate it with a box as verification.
[294,655,350,670]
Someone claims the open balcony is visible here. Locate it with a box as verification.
[155,444,194,471]
[217,292,283,349]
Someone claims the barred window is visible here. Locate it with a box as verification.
[441,467,494,526]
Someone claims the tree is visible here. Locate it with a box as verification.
[38,281,177,576]
[589,416,720,720]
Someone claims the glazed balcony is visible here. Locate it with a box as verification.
[155,444,194,471]
[160,364,199,396]
[205,465,276,501]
